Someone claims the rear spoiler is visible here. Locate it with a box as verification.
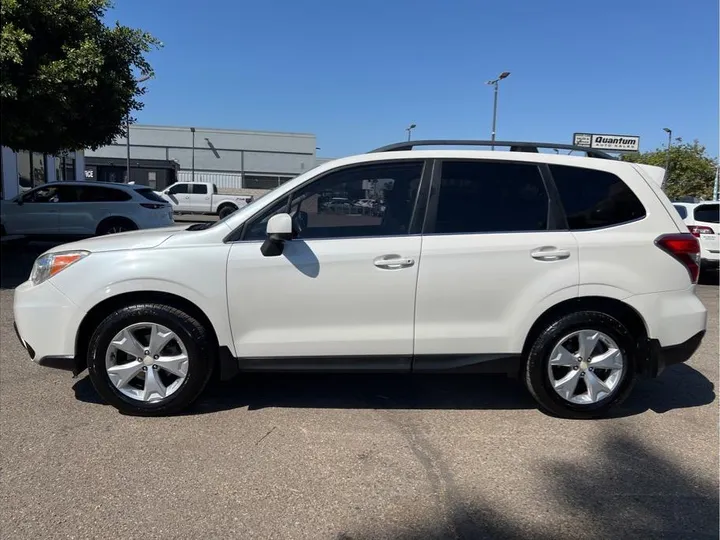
[633,163,667,188]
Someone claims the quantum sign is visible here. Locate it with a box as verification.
[573,133,640,153]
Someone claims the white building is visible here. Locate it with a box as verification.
[1,147,85,201]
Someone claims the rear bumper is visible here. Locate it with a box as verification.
[643,330,706,378]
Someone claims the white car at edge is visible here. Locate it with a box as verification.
[1,182,175,238]
[13,140,708,418]
[672,201,719,273]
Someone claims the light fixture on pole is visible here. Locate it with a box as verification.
[126,74,152,183]
[663,127,672,186]
[406,123,417,142]
[486,71,510,149]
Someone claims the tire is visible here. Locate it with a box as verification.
[524,311,637,419]
[217,204,238,219]
[96,218,138,236]
[87,303,215,416]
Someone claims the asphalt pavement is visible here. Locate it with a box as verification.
[0,243,717,539]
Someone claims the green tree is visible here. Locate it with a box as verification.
[621,139,717,200]
[0,0,161,154]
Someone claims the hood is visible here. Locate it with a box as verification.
[47,224,188,254]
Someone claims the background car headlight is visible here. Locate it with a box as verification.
[30,251,89,286]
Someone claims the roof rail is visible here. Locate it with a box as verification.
[369,140,616,160]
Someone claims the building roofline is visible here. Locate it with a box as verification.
[130,124,316,138]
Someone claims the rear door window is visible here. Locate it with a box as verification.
[694,204,719,224]
[77,186,132,202]
[549,165,646,230]
[431,160,550,234]
[192,184,208,195]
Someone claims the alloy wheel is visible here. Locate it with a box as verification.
[547,329,625,405]
[105,322,189,402]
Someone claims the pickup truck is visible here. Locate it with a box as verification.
[157,182,252,218]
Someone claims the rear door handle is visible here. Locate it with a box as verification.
[531,247,571,261]
[374,255,415,269]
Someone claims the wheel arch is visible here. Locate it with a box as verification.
[216,202,238,214]
[521,296,649,369]
[95,215,138,235]
[74,291,221,375]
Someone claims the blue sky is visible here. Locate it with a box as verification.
[108,0,718,158]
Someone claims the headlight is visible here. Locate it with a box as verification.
[30,250,89,286]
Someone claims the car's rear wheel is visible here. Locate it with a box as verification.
[96,218,138,236]
[217,204,237,219]
[87,303,215,416]
[524,311,637,419]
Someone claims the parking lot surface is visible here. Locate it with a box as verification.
[1,242,718,539]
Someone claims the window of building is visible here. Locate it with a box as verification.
[549,165,646,230]
[244,161,424,240]
[244,175,281,190]
[191,184,208,195]
[432,160,550,234]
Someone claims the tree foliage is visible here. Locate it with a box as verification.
[1,0,161,154]
[621,140,717,200]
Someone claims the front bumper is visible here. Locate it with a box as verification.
[13,280,83,374]
[643,330,706,378]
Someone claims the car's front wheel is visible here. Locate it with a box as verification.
[524,311,637,419]
[87,303,215,416]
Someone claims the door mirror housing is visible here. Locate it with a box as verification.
[261,213,293,257]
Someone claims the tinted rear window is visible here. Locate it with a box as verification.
[673,205,688,219]
[433,160,550,234]
[694,204,719,224]
[549,165,646,230]
[137,188,167,203]
[77,186,132,202]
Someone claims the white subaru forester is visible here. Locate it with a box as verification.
[13,141,708,418]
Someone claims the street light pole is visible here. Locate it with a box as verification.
[406,123,416,142]
[126,74,152,183]
[487,71,510,150]
[190,127,196,183]
[663,127,672,187]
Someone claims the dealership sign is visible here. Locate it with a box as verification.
[573,133,640,152]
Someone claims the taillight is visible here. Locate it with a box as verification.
[688,225,715,237]
[140,203,167,210]
[655,233,701,283]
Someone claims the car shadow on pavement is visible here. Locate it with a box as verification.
[337,432,719,539]
[72,363,715,418]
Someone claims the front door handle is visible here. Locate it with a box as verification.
[374,255,415,269]
[531,247,571,261]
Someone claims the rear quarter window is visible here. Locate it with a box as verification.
[136,188,168,203]
[673,205,688,219]
[549,165,646,230]
[694,204,719,224]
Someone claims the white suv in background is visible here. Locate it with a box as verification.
[13,140,707,419]
[1,182,175,238]
[672,201,719,273]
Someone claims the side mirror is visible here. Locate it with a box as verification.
[16,198,24,206]
[261,213,293,257]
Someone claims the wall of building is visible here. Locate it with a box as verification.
[86,125,318,191]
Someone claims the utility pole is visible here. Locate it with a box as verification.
[663,127,672,184]
[190,127,196,183]
[126,74,152,183]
